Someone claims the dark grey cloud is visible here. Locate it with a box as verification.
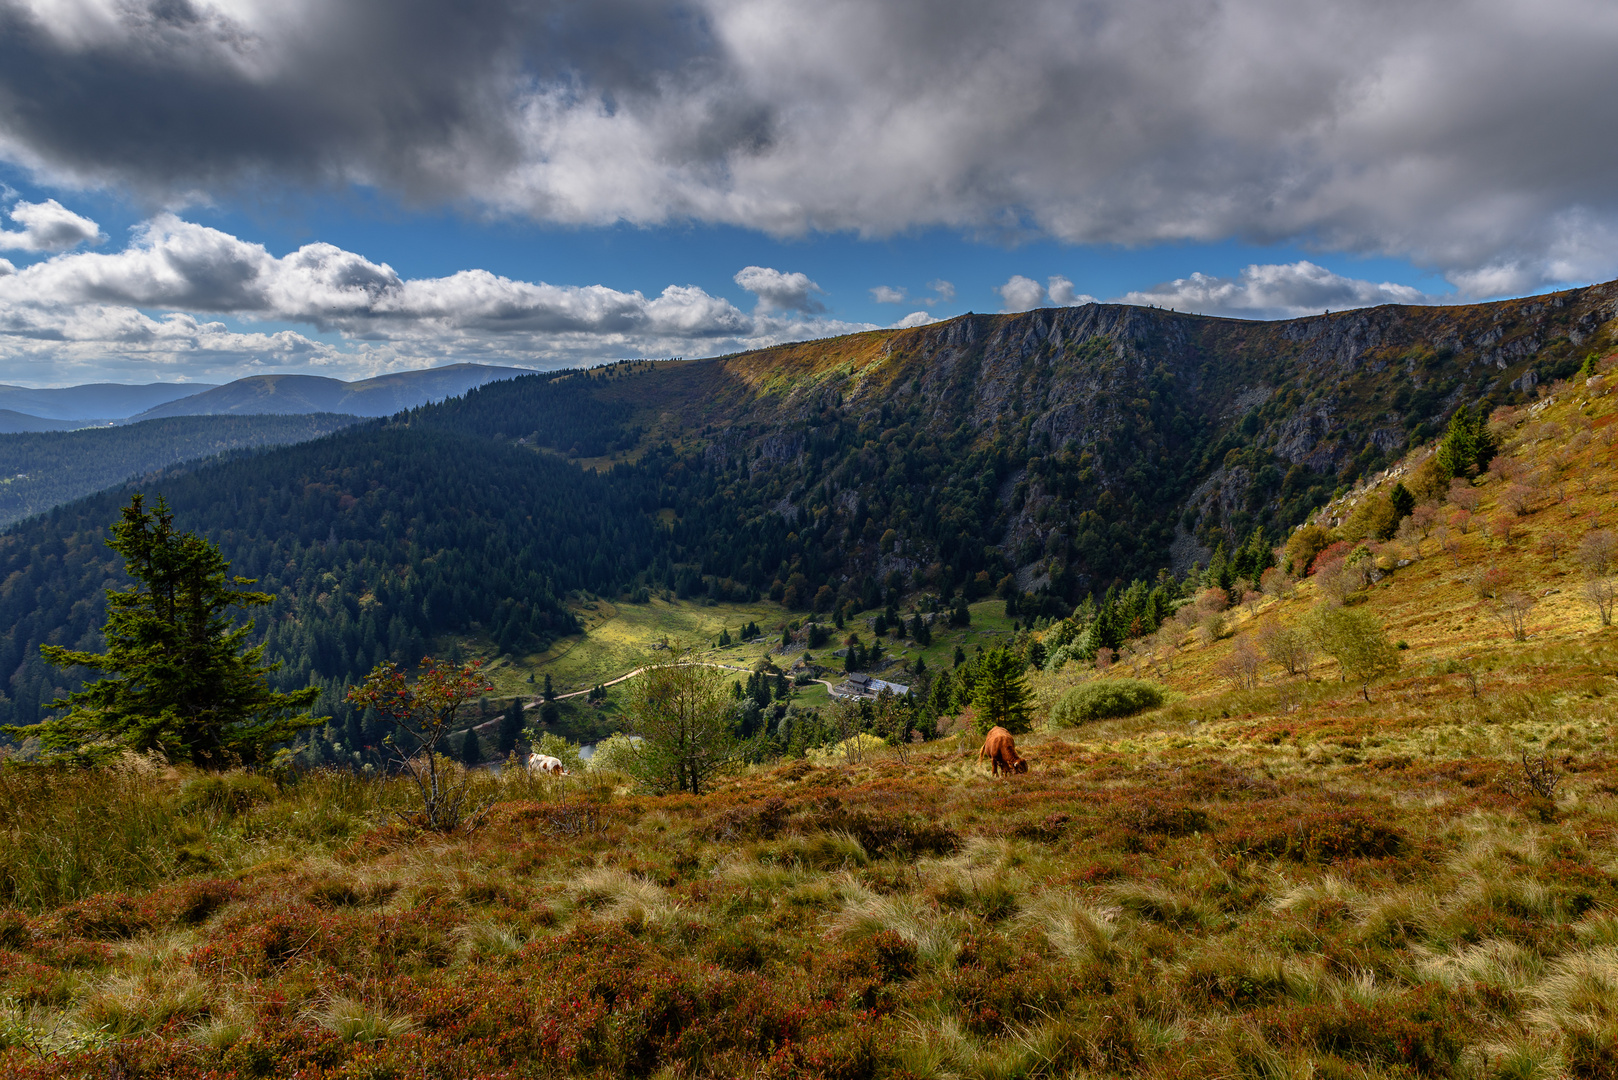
[0,0,727,201]
[3,1,1618,292]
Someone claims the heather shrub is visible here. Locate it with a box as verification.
[823,928,918,987]
[799,803,960,857]
[708,795,790,840]
[1228,810,1406,862]
[1110,802,1210,838]
[0,908,31,949]
[949,930,1080,1036]
[1255,985,1465,1075]
[1048,679,1167,728]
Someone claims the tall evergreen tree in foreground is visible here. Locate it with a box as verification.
[5,494,320,767]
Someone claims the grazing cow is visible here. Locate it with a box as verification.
[527,753,568,776]
[978,726,1028,776]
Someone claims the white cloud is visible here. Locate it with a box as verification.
[0,257,13,276]
[733,265,826,314]
[891,311,935,328]
[1046,275,1095,307]
[0,211,880,382]
[996,275,1047,312]
[0,199,103,252]
[1116,261,1433,319]
[926,279,956,305]
[870,285,906,303]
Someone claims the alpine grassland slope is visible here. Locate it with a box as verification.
[6,334,1618,1077]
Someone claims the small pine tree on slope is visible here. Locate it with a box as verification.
[5,494,320,767]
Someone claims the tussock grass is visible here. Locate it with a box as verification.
[311,995,416,1044]
[827,878,970,969]
[571,866,683,931]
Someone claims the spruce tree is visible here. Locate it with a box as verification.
[1435,405,1497,479]
[6,495,319,767]
[459,726,482,765]
[497,699,524,757]
[971,646,1035,735]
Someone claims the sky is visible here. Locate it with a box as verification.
[0,0,1616,386]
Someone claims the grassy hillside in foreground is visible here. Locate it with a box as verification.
[8,379,1618,1077]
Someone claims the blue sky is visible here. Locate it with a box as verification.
[0,0,1614,386]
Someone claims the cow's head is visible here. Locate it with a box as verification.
[1013,759,1029,774]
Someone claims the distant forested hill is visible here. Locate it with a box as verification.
[0,413,365,528]
[3,283,1617,745]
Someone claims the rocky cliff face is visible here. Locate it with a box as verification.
[589,280,1618,589]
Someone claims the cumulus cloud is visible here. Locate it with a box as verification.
[0,198,102,251]
[870,285,906,303]
[927,279,956,305]
[996,275,1047,312]
[1116,261,1433,319]
[891,311,935,328]
[1,1,1615,291]
[0,212,877,382]
[733,265,825,313]
[1046,276,1095,307]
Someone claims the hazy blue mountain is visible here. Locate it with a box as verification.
[130,363,538,420]
[0,382,216,421]
[0,410,115,434]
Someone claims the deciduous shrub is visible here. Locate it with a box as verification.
[1048,679,1167,728]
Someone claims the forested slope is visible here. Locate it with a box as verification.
[3,283,1617,742]
[0,413,363,527]
[0,426,665,730]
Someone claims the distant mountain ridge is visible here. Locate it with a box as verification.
[0,382,215,421]
[0,409,106,434]
[129,363,537,420]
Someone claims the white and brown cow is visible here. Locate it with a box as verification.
[526,753,568,776]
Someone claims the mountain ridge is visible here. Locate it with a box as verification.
[0,381,216,421]
[129,363,538,421]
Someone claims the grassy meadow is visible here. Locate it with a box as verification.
[10,378,1618,1077]
[447,587,1019,708]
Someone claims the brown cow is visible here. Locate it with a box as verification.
[978,726,1028,776]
